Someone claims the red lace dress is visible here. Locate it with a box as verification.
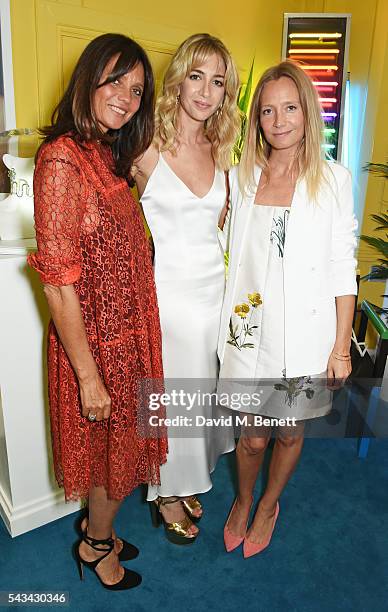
[28,135,167,501]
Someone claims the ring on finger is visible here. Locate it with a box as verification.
[88,413,97,422]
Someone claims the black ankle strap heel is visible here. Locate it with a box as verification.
[76,511,139,561]
[74,533,142,591]
[83,534,115,554]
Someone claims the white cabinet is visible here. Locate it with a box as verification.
[0,240,80,536]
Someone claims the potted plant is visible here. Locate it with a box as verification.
[360,162,388,317]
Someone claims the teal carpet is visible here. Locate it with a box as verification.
[0,439,387,612]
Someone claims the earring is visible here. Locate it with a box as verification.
[175,94,180,106]
[216,104,223,117]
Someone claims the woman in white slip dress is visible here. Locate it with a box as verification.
[135,34,240,544]
[218,61,357,557]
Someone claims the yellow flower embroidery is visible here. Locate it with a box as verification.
[234,303,250,319]
[248,292,262,307]
[228,291,262,351]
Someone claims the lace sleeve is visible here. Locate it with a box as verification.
[28,141,88,286]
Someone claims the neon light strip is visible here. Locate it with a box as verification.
[290,40,336,45]
[316,86,337,92]
[289,49,340,54]
[308,71,337,77]
[290,55,338,61]
[319,98,337,102]
[324,128,336,133]
[322,112,337,117]
[309,70,336,79]
[313,82,338,86]
[289,33,342,39]
[301,65,338,70]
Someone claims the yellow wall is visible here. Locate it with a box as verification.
[10,0,309,129]
[354,0,388,306]
[9,0,388,306]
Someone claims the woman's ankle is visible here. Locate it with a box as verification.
[79,539,109,561]
[237,493,253,507]
[257,498,277,514]
[86,526,112,541]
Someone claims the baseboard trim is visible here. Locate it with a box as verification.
[0,482,13,533]
[0,484,81,537]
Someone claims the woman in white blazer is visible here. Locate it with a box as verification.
[219,61,358,558]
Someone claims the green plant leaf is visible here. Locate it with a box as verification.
[364,163,388,178]
[238,59,254,115]
[233,58,255,164]
[370,213,388,229]
[360,235,388,257]
[361,267,388,281]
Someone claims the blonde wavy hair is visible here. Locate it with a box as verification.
[154,33,240,170]
[239,60,326,201]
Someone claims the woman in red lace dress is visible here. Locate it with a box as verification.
[28,34,167,590]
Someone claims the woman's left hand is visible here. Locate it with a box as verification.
[327,352,352,390]
[327,296,355,389]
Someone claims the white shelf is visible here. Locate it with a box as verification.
[0,247,81,535]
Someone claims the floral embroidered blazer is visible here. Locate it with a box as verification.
[218,163,358,379]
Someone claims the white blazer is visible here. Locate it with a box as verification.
[218,162,358,378]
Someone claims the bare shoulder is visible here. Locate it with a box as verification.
[133,144,160,198]
[134,144,159,177]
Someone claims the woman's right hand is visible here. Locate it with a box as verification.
[78,372,111,421]
[41,283,111,422]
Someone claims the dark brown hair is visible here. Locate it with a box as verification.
[40,33,155,179]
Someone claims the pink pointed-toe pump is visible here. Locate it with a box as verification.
[243,501,279,559]
[224,497,253,553]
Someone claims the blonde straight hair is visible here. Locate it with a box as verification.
[154,33,240,171]
[239,60,326,200]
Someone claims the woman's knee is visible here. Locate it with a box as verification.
[239,435,269,455]
[276,433,304,449]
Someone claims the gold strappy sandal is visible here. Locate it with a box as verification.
[149,496,198,545]
[181,496,203,522]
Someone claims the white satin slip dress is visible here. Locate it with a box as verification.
[141,154,235,501]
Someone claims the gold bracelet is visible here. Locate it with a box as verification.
[332,352,351,361]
